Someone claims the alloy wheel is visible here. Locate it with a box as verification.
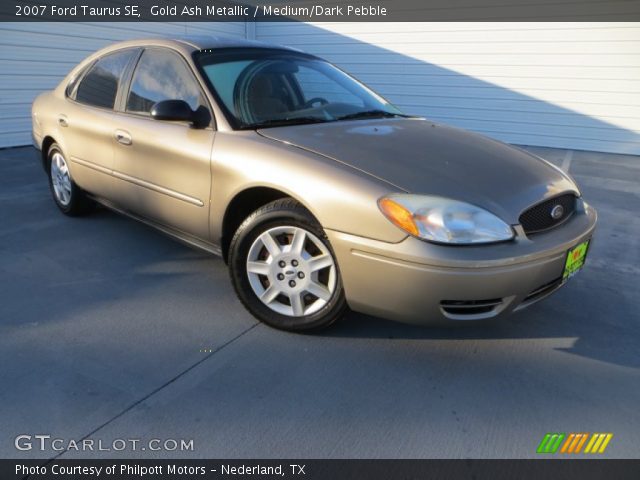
[246,226,337,317]
[51,152,72,206]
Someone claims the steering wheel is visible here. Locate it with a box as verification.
[302,97,329,109]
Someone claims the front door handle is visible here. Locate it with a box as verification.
[58,115,68,127]
[114,130,132,146]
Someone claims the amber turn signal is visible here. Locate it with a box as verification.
[378,197,419,236]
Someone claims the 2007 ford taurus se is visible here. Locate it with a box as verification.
[32,37,596,331]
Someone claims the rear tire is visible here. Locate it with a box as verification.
[229,198,347,332]
[47,143,94,216]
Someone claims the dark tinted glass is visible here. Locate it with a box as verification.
[126,49,204,114]
[75,49,136,109]
[65,64,90,98]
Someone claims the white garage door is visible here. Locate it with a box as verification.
[255,22,640,155]
[0,22,247,148]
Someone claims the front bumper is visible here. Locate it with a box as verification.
[326,201,597,325]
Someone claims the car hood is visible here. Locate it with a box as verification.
[258,118,578,224]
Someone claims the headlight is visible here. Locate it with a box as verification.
[378,194,514,244]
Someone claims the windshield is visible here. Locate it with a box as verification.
[194,48,407,129]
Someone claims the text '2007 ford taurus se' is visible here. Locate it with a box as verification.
[32,36,596,331]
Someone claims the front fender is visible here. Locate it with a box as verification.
[210,131,408,245]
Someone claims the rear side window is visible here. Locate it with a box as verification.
[65,65,89,98]
[75,49,136,109]
[126,49,205,114]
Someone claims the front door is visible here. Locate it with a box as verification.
[112,48,214,240]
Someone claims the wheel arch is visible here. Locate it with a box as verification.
[41,136,57,172]
[220,186,319,263]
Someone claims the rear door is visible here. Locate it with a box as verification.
[62,48,139,199]
[111,47,214,240]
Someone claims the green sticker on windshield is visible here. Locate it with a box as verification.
[563,240,589,280]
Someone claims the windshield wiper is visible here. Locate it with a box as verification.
[248,117,330,129]
[336,110,414,121]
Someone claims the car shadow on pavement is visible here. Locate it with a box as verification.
[322,288,640,370]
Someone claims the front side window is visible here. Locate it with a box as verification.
[195,48,405,129]
[126,49,205,115]
[75,49,136,109]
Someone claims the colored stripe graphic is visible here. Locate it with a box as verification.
[537,434,552,453]
[584,433,613,454]
[560,433,588,453]
[537,433,565,453]
[538,433,612,454]
[598,434,613,453]
[574,433,589,453]
[560,434,575,453]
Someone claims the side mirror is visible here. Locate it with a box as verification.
[151,100,210,128]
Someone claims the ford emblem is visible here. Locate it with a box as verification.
[550,204,564,220]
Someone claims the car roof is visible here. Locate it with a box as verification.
[99,35,300,54]
[177,35,299,51]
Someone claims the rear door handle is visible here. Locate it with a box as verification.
[58,115,68,127]
[114,130,132,146]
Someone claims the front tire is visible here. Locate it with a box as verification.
[47,143,93,216]
[229,198,347,331]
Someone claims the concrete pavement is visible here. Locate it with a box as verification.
[0,146,638,459]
